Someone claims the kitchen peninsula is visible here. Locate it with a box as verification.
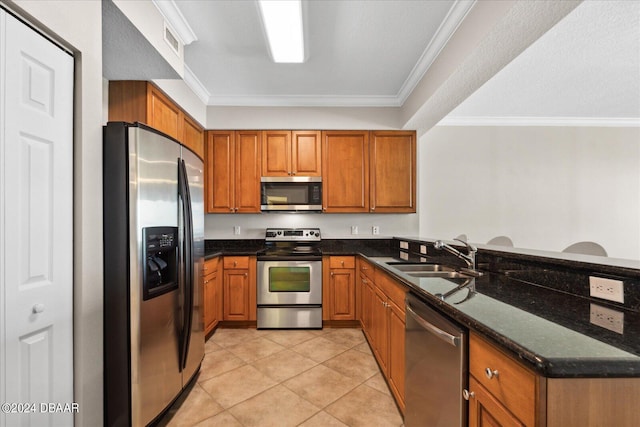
[205,236,640,426]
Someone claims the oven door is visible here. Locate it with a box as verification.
[257,260,322,305]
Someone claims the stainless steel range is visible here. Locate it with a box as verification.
[256,228,322,329]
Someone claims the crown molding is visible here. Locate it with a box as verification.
[396,0,476,105]
[183,65,211,104]
[183,0,475,107]
[437,116,640,127]
[205,94,402,108]
[152,0,197,45]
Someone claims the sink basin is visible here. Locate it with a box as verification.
[386,263,455,273]
[406,271,474,279]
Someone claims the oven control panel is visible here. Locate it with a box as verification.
[265,228,321,241]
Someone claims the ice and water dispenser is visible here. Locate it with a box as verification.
[142,226,178,300]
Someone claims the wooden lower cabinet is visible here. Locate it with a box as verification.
[468,376,524,427]
[323,256,356,321]
[387,298,405,411]
[203,257,221,335]
[222,256,256,321]
[357,256,407,413]
[468,332,640,427]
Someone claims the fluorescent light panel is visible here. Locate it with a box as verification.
[258,0,304,63]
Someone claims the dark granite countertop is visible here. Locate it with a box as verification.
[204,237,640,378]
[367,256,640,378]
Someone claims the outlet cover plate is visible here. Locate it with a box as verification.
[589,276,624,303]
[590,303,624,334]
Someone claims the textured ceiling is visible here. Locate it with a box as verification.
[175,0,462,106]
[445,0,640,122]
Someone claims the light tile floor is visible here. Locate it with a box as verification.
[160,328,404,427]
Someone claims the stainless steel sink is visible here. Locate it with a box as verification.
[387,263,455,273]
[405,271,474,279]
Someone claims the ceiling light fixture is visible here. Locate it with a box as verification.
[258,0,305,63]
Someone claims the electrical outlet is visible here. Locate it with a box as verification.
[420,245,427,254]
[399,241,409,250]
[233,226,241,235]
[589,276,624,303]
[351,226,358,235]
[400,252,409,260]
[590,303,624,334]
[372,226,380,235]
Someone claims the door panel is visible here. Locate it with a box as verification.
[1,10,74,426]
[182,147,205,384]
[131,127,182,426]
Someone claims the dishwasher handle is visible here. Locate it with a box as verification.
[406,304,461,347]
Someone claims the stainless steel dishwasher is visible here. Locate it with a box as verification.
[405,293,468,427]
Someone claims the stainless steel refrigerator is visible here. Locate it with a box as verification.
[103,122,205,427]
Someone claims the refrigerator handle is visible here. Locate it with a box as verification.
[178,159,194,370]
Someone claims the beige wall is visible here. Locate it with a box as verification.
[10,1,104,425]
[419,125,640,260]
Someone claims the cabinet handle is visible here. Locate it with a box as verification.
[485,367,499,379]
[362,278,368,284]
[371,207,375,212]
[244,273,248,277]
[204,280,210,284]
[462,389,475,400]
[292,171,296,175]
[233,261,238,267]
[229,207,234,212]
[340,260,344,266]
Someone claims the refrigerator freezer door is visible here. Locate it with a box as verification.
[129,126,183,427]
[181,146,205,384]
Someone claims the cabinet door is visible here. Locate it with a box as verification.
[203,273,215,334]
[322,131,369,212]
[147,84,182,140]
[292,131,321,176]
[372,286,389,374]
[388,299,405,412]
[262,130,291,176]
[212,269,222,329]
[370,130,416,213]
[223,269,250,320]
[329,268,355,320]
[205,131,235,213]
[468,376,525,427]
[183,115,204,160]
[235,131,262,213]
[361,277,374,341]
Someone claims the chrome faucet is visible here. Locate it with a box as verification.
[433,238,477,270]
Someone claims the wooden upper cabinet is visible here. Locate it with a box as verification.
[262,130,291,176]
[292,131,321,176]
[370,130,416,213]
[262,130,321,176]
[183,114,205,159]
[108,80,205,159]
[205,130,261,214]
[235,131,262,213]
[205,131,235,213]
[322,131,369,212]
[147,84,181,140]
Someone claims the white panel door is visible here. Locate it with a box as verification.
[0,9,74,427]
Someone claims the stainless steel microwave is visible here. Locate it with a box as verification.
[260,177,322,212]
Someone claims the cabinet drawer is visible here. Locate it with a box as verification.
[375,270,407,310]
[330,256,355,269]
[469,333,537,426]
[358,257,375,281]
[204,257,219,274]
[223,256,250,269]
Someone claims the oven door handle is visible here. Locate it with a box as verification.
[406,304,460,347]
